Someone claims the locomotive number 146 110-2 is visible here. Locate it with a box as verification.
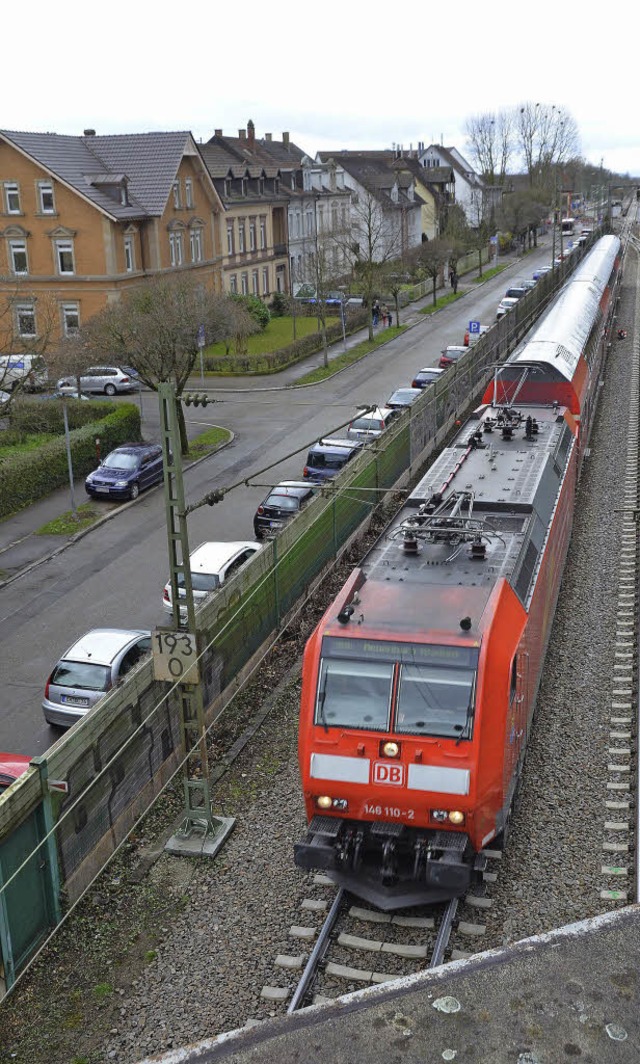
[363,803,416,819]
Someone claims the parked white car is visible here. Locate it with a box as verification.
[163,541,262,617]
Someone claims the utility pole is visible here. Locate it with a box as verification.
[154,381,234,857]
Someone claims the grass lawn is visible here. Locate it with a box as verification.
[206,314,321,357]
[37,502,104,536]
[419,291,464,316]
[472,263,510,283]
[295,326,408,385]
[185,425,231,460]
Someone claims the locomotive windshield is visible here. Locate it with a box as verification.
[316,638,479,737]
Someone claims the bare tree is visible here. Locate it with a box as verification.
[0,280,58,406]
[78,274,237,454]
[339,190,405,341]
[464,110,514,186]
[516,103,580,193]
[407,238,449,307]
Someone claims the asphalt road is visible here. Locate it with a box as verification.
[0,249,551,756]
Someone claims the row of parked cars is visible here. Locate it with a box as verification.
[33,333,481,735]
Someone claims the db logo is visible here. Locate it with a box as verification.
[372,761,405,786]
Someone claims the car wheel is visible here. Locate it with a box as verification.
[104,384,117,396]
[129,482,140,500]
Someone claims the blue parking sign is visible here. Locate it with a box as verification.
[469,321,481,334]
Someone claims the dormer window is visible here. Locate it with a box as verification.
[120,183,129,206]
[224,178,231,198]
[391,183,399,203]
[290,172,296,190]
[258,178,264,195]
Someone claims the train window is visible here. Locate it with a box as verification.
[510,656,518,703]
[315,658,392,730]
[395,664,476,739]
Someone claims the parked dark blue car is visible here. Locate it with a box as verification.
[85,443,163,501]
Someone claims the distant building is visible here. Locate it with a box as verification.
[0,128,223,348]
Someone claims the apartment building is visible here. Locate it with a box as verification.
[0,129,223,349]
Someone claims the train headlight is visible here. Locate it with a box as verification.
[431,809,448,822]
[315,796,348,811]
[381,741,400,758]
[448,810,465,825]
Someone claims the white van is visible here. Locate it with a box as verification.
[0,354,48,392]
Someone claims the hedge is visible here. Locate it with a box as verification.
[203,308,369,375]
[0,403,141,519]
[8,398,114,436]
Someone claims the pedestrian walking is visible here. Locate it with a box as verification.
[372,299,380,327]
[451,271,459,295]
[387,310,393,327]
[381,304,389,327]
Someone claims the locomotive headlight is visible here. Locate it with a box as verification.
[381,741,400,758]
[316,795,333,810]
[448,810,465,825]
[431,809,448,822]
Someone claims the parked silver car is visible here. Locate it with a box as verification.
[42,628,151,728]
[346,406,400,441]
[57,366,138,396]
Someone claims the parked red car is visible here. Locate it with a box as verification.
[439,346,467,369]
[0,753,31,793]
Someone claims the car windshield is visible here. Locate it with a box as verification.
[102,452,139,471]
[308,452,347,470]
[177,573,220,592]
[264,494,300,511]
[51,661,110,691]
[351,418,382,431]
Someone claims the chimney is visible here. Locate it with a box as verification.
[214,128,223,137]
[247,119,255,148]
[239,128,246,140]
[265,133,272,142]
[282,131,290,149]
[83,128,96,136]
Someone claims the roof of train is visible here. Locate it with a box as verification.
[505,235,620,383]
[343,403,573,632]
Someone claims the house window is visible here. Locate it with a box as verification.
[259,218,266,249]
[262,267,269,295]
[172,181,181,208]
[62,303,80,336]
[55,240,75,275]
[9,240,28,274]
[38,181,55,214]
[227,224,234,255]
[4,182,21,214]
[169,231,183,266]
[16,303,36,337]
[252,269,259,294]
[124,236,134,272]
[190,227,203,263]
[241,272,248,295]
[185,178,194,208]
[230,274,237,293]
[238,221,245,253]
[317,206,324,230]
[306,210,313,235]
[249,220,256,250]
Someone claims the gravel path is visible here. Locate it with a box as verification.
[0,254,636,1064]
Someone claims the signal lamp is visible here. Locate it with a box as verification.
[431,809,448,822]
[381,741,400,758]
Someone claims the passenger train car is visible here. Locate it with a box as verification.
[294,236,622,910]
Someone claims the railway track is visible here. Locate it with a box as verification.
[257,847,504,1017]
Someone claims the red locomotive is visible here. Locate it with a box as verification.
[294,236,622,909]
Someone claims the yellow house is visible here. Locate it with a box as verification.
[0,128,223,351]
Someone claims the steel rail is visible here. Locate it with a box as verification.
[429,897,458,968]
[287,888,346,1014]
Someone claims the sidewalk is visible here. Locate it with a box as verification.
[0,247,532,584]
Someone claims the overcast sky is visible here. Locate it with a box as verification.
[4,0,636,179]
